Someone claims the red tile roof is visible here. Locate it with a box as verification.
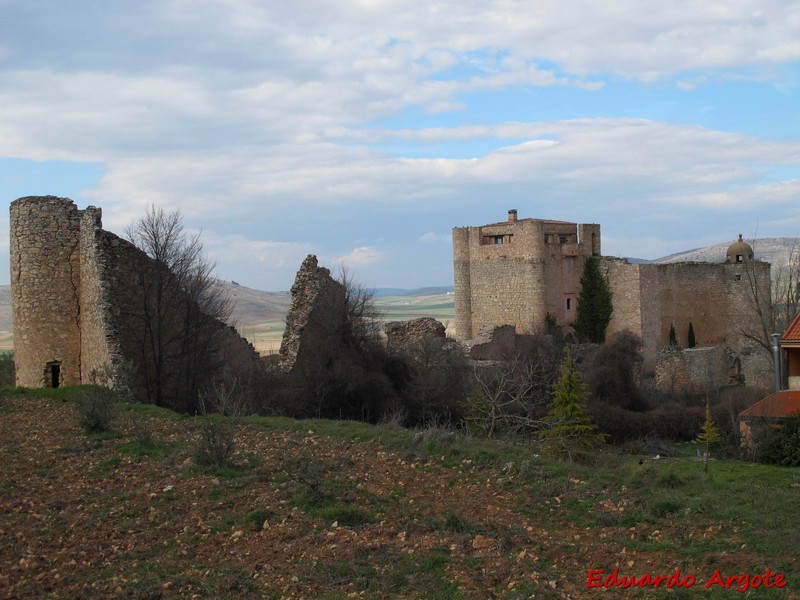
[739,390,800,419]
[783,312,800,342]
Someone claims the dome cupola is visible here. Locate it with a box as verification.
[726,234,753,264]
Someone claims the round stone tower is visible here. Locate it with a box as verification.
[10,196,84,387]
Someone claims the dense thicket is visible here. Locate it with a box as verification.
[585,330,645,411]
[754,414,800,466]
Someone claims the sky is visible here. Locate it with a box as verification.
[2,1,800,291]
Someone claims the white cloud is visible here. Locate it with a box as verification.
[418,232,452,243]
[1,0,800,288]
[199,232,315,290]
[328,246,384,269]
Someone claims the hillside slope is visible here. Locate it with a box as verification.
[0,393,797,598]
[651,237,798,269]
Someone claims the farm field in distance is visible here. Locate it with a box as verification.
[0,284,456,356]
[234,288,455,356]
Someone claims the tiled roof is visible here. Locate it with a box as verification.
[783,312,800,342]
[739,390,800,419]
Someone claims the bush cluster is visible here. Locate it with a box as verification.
[0,351,15,388]
[76,386,117,434]
[754,414,800,466]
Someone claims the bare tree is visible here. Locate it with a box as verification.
[772,241,800,333]
[335,265,383,346]
[125,205,232,412]
[738,240,800,356]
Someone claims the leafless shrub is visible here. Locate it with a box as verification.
[198,377,253,417]
[76,386,116,434]
[193,418,236,468]
[378,405,409,428]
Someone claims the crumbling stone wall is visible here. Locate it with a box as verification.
[604,257,772,387]
[10,196,264,403]
[279,254,347,375]
[385,317,446,350]
[655,346,743,395]
[465,325,519,360]
[78,206,121,382]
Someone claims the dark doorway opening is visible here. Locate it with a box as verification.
[46,362,61,388]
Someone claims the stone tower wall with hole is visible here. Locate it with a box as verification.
[11,197,92,386]
[10,196,264,398]
[453,215,599,340]
[453,211,772,389]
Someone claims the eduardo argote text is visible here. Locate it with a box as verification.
[586,567,788,592]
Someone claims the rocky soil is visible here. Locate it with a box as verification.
[0,395,797,599]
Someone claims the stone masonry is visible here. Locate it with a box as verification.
[453,210,774,389]
[384,317,446,350]
[453,209,600,340]
[10,196,264,398]
[655,346,743,395]
[279,254,347,374]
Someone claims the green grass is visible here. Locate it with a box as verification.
[4,386,798,596]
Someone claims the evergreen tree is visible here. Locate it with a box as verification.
[696,398,721,474]
[539,351,606,460]
[574,256,613,343]
[687,322,696,348]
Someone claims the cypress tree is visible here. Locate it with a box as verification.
[669,323,678,347]
[574,256,613,343]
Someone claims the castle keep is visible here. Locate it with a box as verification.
[454,211,773,387]
[453,210,600,340]
[10,196,263,406]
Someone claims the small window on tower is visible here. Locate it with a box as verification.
[559,235,567,244]
[566,298,571,310]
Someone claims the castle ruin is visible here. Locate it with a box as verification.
[10,196,264,408]
[453,210,773,388]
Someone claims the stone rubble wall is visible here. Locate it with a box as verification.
[385,317,446,350]
[78,206,120,383]
[11,196,265,402]
[279,254,347,375]
[655,345,743,395]
[465,324,519,360]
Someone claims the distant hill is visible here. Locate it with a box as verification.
[375,286,454,297]
[3,236,797,353]
[221,281,291,323]
[0,281,456,354]
[649,237,798,271]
